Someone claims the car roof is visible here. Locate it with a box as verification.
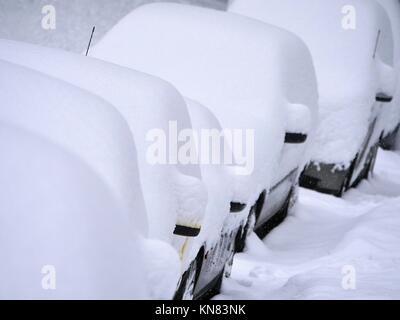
[230,0,396,165]
[230,0,395,106]
[91,3,318,197]
[0,123,149,299]
[93,3,317,118]
[0,59,148,235]
[0,39,199,175]
[0,40,205,241]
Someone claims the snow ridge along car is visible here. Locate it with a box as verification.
[0,60,183,299]
[0,39,248,299]
[376,0,400,150]
[91,3,318,239]
[230,0,397,197]
[0,124,151,299]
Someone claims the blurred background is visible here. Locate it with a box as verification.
[0,0,228,52]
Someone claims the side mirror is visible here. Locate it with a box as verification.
[230,202,247,213]
[285,132,308,144]
[376,93,393,103]
[173,225,201,237]
[375,57,396,104]
[173,174,207,238]
[285,103,312,144]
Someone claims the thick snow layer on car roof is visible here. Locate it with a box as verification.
[0,124,149,299]
[0,39,206,243]
[0,60,148,236]
[92,3,318,203]
[377,0,400,134]
[230,0,396,165]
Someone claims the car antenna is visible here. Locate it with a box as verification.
[373,29,381,59]
[85,26,96,56]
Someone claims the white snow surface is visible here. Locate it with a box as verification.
[0,39,207,243]
[0,59,148,235]
[217,149,400,300]
[230,0,396,166]
[140,238,182,299]
[0,123,149,299]
[92,3,318,204]
[184,98,241,263]
[376,0,400,135]
[0,60,182,299]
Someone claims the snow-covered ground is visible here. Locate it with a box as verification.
[217,149,400,300]
[2,0,400,300]
[0,0,227,53]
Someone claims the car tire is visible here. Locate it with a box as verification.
[200,268,225,300]
[366,144,379,178]
[174,250,203,300]
[174,261,197,300]
[235,206,256,253]
[336,154,358,197]
[337,174,350,197]
[288,184,299,214]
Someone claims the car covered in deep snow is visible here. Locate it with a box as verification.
[90,3,318,238]
[0,60,181,299]
[229,0,397,197]
[376,0,400,150]
[182,98,251,299]
[0,39,247,299]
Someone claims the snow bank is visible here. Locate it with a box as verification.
[217,150,400,300]
[140,238,182,299]
[92,3,318,204]
[0,59,148,235]
[0,39,207,243]
[230,0,396,166]
[376,0,400,135]
[0,123,149,299]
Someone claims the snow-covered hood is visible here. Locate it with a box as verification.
[230,0,396,166]
[0,109,150,299]
[91,3,318,203]
[0,59,148,236]
[0,39,207,244]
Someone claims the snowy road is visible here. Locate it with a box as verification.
[217,149,400,300]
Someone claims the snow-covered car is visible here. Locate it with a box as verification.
[229,0,396,197]
[0,124,150,299]
[376,0,400,150]
[0,39,213,299]
[182,98,251,299]
[0,60,181,299]
[91,3,318,238]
